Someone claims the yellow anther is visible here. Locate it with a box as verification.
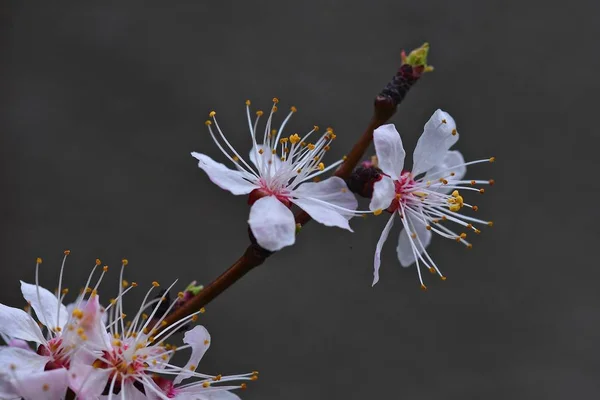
[203,382,211,388]
[76,327,84,335]
[191,315,198,322]
[55,326,62,332]
[122,280,129,288]
[440,276,447,281]
[95,258,101,266]
[142,313,148,320]
[297,168,302,173]
[300,141,306,147]
[313,156,319,161]
[420,284,427,291]
[245,100,251,106]
[279,137,288,144]
[429,267,435,273]
[272,97,279,104]
[455,237,461,242]
[440,178,448,185]
[448,203,461,212]
[280,156,285,161]
[178,291,185,298]
[450,172,455,176]
[272,105,278,112]
[460,233,467,239]
[441,119,447,124]
[487,221,494,227]
[84,287,92,294]
[204,339,210,345]
[411,232,417,239]
[113,339,122,347]
[131,282,138,287]
[441,216,447,221]
[271,149,276,154]
[313,177,321,182]
[36,257,42,264]
[489,179,495,185]
[290,106,297,112]
[307,143,315,150]
[189,364,197,371]
[474,229,481,234]
[72,308,83,319]
[200,307,206,313]
[313,125,319,131]
[214,374,222,381]
[283,148,290,153]
[489,157,496,162]
[109,298,116,305]
[209,111,216,117]
[289,133,301,144]
[341,188,347,193]
[342,155,347,161]
[258,148,264,155]
[472,205,479,212]
[373,209,383,216]
[64,250,71,255]
[61,288,69,295]
[318,162,325,171]
[43,384,49,391]
[426,225,431,230]
[256,110,263,117]
[161,321,167,326]
[205,120,212,126]
[152,281,160,287]
[324,145,330,151]
[471,180,476,185]
[478,188,484,194]
[395,193,402,200]
[466,243,473,249]
[121,313,126,319]
[451,129,457,136]
[121,259,128,266]
[103,265,108,272]
[452,190,459,197]
[241,383,248,390]
[230,155,239,162]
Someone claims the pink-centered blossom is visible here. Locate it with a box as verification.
[192,98,359,251]
[369,109,494,289]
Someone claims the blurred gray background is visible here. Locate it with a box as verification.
[1,1,598,399]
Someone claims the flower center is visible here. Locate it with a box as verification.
[387,172,416,213]
[248,185,292,208]
[38,338,70,370]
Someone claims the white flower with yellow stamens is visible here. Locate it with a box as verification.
[192,98,359,251]
[0,252,110,399]
[370,109,494,289]
[78,260,255,400]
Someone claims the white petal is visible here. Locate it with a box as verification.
[20,281,68,330]
[424,150,466,194]
[369,176,396,212]
[191,152,259,195]
[7,339,31,351]
[62,295,111,353]
[120,381,148,400]
[0,304,45,344]
[373,124,405,180]
[397,215,432,267]
[176,389,242,400]
[68,362,112,400]
[293,177,358,214]
[66,300,107,325]
[15,368,69,400]
[174,325,211,385]
[412,109,459,176]
[373,213,395,286]
[249,145,281,176]
[292,198,353,231]
[248,196,296,251]
[0,347,50,375]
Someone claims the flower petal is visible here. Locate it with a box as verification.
[249,145,281,176]
[20,281,68,330]
[63,295,111,353]
[119,381,148,400]
[293,177,358,214]
[8,339,32,351]
[424,150,466,194]
[191,152,259,195]
[373,213,395,286]
[14,368,69,400]
[0,304,45,344]
[396,215,432,267]
[369,176,395,212]
[292,177,358,230]
[292,198,353,231]
[0,347,50,375]
[373,124,405,180]
[248,196,296,251]
[412,109,459,177]
[68,362,112,400]
[176,388,242,400]
[174,325,211,385]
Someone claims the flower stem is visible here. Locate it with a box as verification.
[161,44,432,332]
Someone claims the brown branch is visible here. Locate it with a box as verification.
[161,44,432,332]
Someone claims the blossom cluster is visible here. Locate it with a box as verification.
[0,254,255,400]
[193,102,494,287]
